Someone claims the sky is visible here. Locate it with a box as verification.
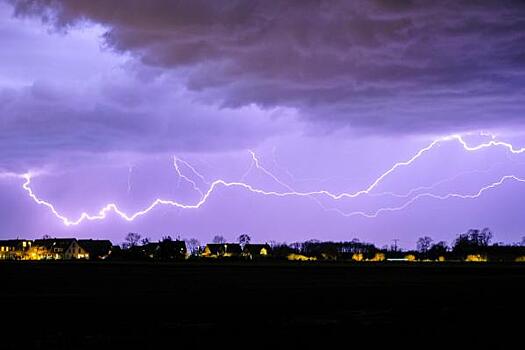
[1,0,525,248]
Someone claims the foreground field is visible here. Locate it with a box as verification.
[2,261,524,349]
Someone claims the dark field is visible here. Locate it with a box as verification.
[2,261,524,349]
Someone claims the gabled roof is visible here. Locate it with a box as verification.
[0,239,30,248]
[33,238,76,250]
[78,239,113,257]
[205,243,242,255]
[142,240,186,250]
[141,240,187,259]
[243,244,271,255]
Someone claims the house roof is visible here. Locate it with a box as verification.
[0,239,30,247]
[243,244,271,255]
[33,238,76,250]
[205,243,242,255]
[78,239,113,257]
[142,240,186,250]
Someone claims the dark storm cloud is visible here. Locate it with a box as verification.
[0,80,286,170]
[9,0,525,133]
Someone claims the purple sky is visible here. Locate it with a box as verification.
[1,0,525,248]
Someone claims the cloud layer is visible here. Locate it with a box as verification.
[9,0,525,133]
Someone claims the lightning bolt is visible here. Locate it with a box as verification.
[173,156,206,198]
[368,162,505,199]
[21,173,331,226]
[339,175,525,218]
[127,165,134,194]
[16,133,525,225]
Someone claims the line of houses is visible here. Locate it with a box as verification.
[5,237,522,262]
[0,238,112,260]
[128,242,271,260]
[0,238,272,261]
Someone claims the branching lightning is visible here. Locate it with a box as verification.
[341,175,525,218]
[173,156,206,197]
[15,133,525,226]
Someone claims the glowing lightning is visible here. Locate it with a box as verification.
[17,133,525,225]
[340,175,525,218]
[127,166,134,194]
[21,173,335,226]
[173,156,205,197]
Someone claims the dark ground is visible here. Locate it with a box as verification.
[1,261,524,349]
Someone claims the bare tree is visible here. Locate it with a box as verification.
[185,238,201,255]
[453,228,493,252]
[212,235,226,244]
[238,234,251,247]
[417,236,433,253]
[124,232,142,248]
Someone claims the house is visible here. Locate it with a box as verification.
[202,243,242,258]
[78,239,113,260]
[243,244,271,259]
[32,238,89,260]
[0,239,32,260]
[142,240,187,260]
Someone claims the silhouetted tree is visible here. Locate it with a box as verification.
[271,243,296,259]
[238,234,251,247]
[303,240,339,260]
[453,228,492,257]
[212,235,226,244]
[290,242,302,251]
[42,234,51,240]
[141,237,151,245]
[268,240,278,248]
[124,232,142,248]
[521,236,525,247]
[185,238,201,255]
[428,241,448,259]
[417,236,433,253]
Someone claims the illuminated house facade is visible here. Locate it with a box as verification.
[243,244,271,259]
[0,239,32,260]
[202,243,242,258]
[31,238,90,260]
[0,238,114,260]
[78,239,113,260]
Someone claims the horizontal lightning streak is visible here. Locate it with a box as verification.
[22,174,330,226]
[339,175,525,218]
[370,162,504,199]
[17,133,525,225]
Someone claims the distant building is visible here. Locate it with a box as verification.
[32,238,89,260]
[142,240,187,260]
[243,244,271,259]
[78,239,113,260]
[202,243,242,258]
[0,239,32,260]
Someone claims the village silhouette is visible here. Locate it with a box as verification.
[2,227,525,263]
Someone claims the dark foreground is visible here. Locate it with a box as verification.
[2,261,524,349]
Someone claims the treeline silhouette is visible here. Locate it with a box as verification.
[110,228,525,262]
